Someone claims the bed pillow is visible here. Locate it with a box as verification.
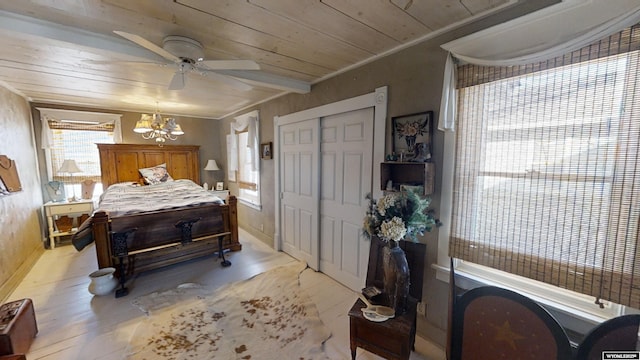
[139,163,174,185]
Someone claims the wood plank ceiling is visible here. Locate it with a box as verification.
[0,0,524,119]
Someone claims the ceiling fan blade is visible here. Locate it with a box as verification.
[168,70,186,90]
[85,59,168,67]
[113,31,181,63]
[199,60,260,70]
[200,70,253,91]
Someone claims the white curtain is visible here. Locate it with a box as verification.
[437,53,457,132]
[228,110,259,172]
[113,118,123,143]
[38,108,123,146]
[41,115,53,149]
[437,1,640,132]
[226,134,237,182]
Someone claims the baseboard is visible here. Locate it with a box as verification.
[0,246,44,303]
[239,226,273,248]
[415,334,446,359]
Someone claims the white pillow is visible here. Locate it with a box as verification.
[139,163,174,185]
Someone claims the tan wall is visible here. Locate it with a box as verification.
[219,2,550,347]
[0,87,45,302]
[221,41,450,343]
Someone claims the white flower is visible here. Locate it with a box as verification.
[379,216,407,242]
[376,193,398,216]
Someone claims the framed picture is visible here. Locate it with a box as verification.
[392,111,433,161]
[261,142,272,159]
[215,182,224,191]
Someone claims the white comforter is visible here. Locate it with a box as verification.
[97,179,224,217]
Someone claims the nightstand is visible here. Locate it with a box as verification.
[210,189,230,200]
[43,200,94,249]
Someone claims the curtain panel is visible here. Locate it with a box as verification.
[228,110,259,172]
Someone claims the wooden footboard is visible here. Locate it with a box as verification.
[92,196,240,274]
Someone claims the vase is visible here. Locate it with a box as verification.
[88,267,118,296]
[382,240,410,315]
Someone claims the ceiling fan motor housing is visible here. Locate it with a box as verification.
[163,35,204,63]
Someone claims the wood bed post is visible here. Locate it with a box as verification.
[92,211,112,269]
[227,195,241,251]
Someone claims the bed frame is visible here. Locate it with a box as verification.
[91,143,240,279]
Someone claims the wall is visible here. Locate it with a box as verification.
[219,1,557,348]
[0,86,45,302]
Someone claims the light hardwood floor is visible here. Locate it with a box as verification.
[7,229,445,359]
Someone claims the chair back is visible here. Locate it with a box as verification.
[449,286,573,360]
[575,314,640,360]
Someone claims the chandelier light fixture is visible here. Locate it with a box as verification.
[134,104,184,144]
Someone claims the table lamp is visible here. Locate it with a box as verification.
[203,159,221,190]
[58,159,82,201]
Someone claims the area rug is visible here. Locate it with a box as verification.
[125,261,332,359]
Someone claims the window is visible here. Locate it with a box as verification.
[447,25,640,312]
[237,130,260,208]
[228,110,261,209]
[41,109,120,199]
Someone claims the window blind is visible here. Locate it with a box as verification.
[49,120,114,184]
[450,25,640,308]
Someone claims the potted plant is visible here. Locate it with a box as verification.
[362,188,439,313]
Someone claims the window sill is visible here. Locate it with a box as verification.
[237,197,261,211]
[432,261,620,337]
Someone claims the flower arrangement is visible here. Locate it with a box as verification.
[394,117,429,148]
[362,188,439,244]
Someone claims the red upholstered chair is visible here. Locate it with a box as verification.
[575,314,640,360]
[449,285,573,360]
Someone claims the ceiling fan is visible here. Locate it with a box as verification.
[112,31,260,91]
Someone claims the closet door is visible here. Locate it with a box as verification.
[279,118,320,270]
[276,87,387,288]
[319,108,373,290]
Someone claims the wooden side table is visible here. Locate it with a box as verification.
[348,299,417,360]
[43,200,94,249]
[348,238,426,360]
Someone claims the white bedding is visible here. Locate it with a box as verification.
[97,179,224,217]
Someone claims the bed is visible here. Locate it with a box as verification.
[72,143,240,280]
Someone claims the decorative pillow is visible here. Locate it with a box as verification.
[139,163,174,185]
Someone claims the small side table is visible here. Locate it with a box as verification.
[43,200,94,249]
[348,298,417,360]
[210,189,230,200]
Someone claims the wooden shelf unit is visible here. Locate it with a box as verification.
[380,162,435,195]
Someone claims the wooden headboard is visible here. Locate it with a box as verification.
[97,144,201,188]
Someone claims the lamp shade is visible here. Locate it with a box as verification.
[134,114,153,133]
[58,159,82,174]
[171,124,184,135]
[204,159,220,171]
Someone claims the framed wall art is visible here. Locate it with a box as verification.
[392,111,433,162]
[261,142,272,160]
